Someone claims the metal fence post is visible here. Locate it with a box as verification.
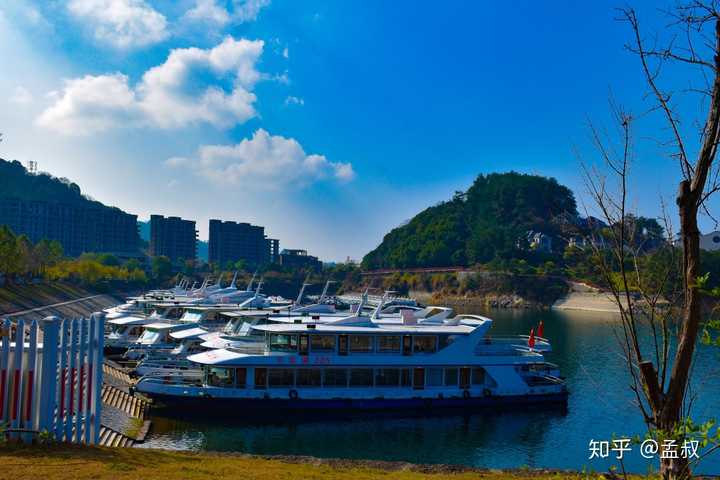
[91,314,104,445]
[10,318,25,441]
[38,317,59,439]
[0,318,10,424]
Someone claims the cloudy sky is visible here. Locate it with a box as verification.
[0,1,714,261]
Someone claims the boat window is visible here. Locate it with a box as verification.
[472,367,485,385]
[237,322,252,336]
[413,336,437,353]
[460,367,471,388]
[254,368,267,389]
[236,368,247,388]
[207,367,235,387]
[181,312,203,322]
[310,335,336,352]
[323,369,348,387]
[349,368,374,386]
[377,336,401,353]
[375,369,400,387]
[444,368,459,386]
[402,335,412,356]
[269,334,298,352]
[299,334,309,356]
[268,368,295,387]
[349,335,373,353]
[426,368,443,386]
[338,335,348,356]
[400,369,411,387]
[413,368,425,389]
[438,335,457,350]
[296,368,321,387]
[138,330,160,344]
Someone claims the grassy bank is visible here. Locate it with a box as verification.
[0,445,633,480]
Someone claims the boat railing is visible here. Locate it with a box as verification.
[227,342,267,355]
[138,372,203,386]
[481,335,551,349]
[525,374,566,387]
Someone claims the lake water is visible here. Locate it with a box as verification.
[139,308,720,474]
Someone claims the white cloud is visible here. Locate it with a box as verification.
[167,129,355,188]
[233,0,271,23]
[67,0,168,48]
[183,0,270,26]
[9,86,33,104]
[285,95,304,106]
[183,0,230,25]
[36,36,264,135]
[36,74,137,133]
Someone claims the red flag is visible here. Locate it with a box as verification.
[537,320,544,338]
[528,328,536,349]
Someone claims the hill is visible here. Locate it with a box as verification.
[362,172,578,269]
[0,158,123,212]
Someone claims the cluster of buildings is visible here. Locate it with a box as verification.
[0,197,322,270]
[149,215,321,270]
[0,198,139,257]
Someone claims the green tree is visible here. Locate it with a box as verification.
[151,256,172,282]
[0,226,21,280]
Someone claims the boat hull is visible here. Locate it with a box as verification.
[144,390,568,415]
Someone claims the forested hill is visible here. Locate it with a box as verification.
[0,158,125,213]
[362,172,578,269]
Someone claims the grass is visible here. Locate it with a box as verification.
[0,444,638,480]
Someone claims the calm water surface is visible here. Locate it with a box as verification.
[140,309,720,474]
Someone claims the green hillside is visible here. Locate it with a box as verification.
[0,158,124,213]
[362,172,578,269]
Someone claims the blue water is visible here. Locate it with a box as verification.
[140,309,720,474]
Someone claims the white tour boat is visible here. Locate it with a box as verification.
[136,310,567,413]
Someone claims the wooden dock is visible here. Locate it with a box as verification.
[99,361,151,447]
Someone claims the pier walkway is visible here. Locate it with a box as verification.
[99,361,151,447]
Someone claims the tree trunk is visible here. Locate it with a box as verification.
[653,179,703,480]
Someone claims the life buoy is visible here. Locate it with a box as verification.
[289,389,299,400]
[462,389,471,399]
[483,388,492,397]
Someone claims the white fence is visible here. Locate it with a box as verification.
[0,314,104,444]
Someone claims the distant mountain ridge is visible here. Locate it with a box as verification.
[362,172,578,269]
[0,158,126,212]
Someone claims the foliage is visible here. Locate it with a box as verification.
[362,172,578,269]
[0,225,147,287]
[151,256,173,283]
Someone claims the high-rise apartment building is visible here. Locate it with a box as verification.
[208,220,276,266]
[0,198,139,257]
[149,215,197,262]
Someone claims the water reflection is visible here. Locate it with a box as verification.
[141,308,720,474]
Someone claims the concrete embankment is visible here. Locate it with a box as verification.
[0,282,127,320]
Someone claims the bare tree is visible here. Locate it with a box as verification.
[583,3,720,479]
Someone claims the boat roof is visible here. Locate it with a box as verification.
[108,316,153,326]
[252,321,481,335]
[144,322,198,331]
[169,327,209,340]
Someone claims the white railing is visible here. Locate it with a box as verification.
[0,314,104,444]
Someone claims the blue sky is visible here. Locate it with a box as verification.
[0,1,714,261]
